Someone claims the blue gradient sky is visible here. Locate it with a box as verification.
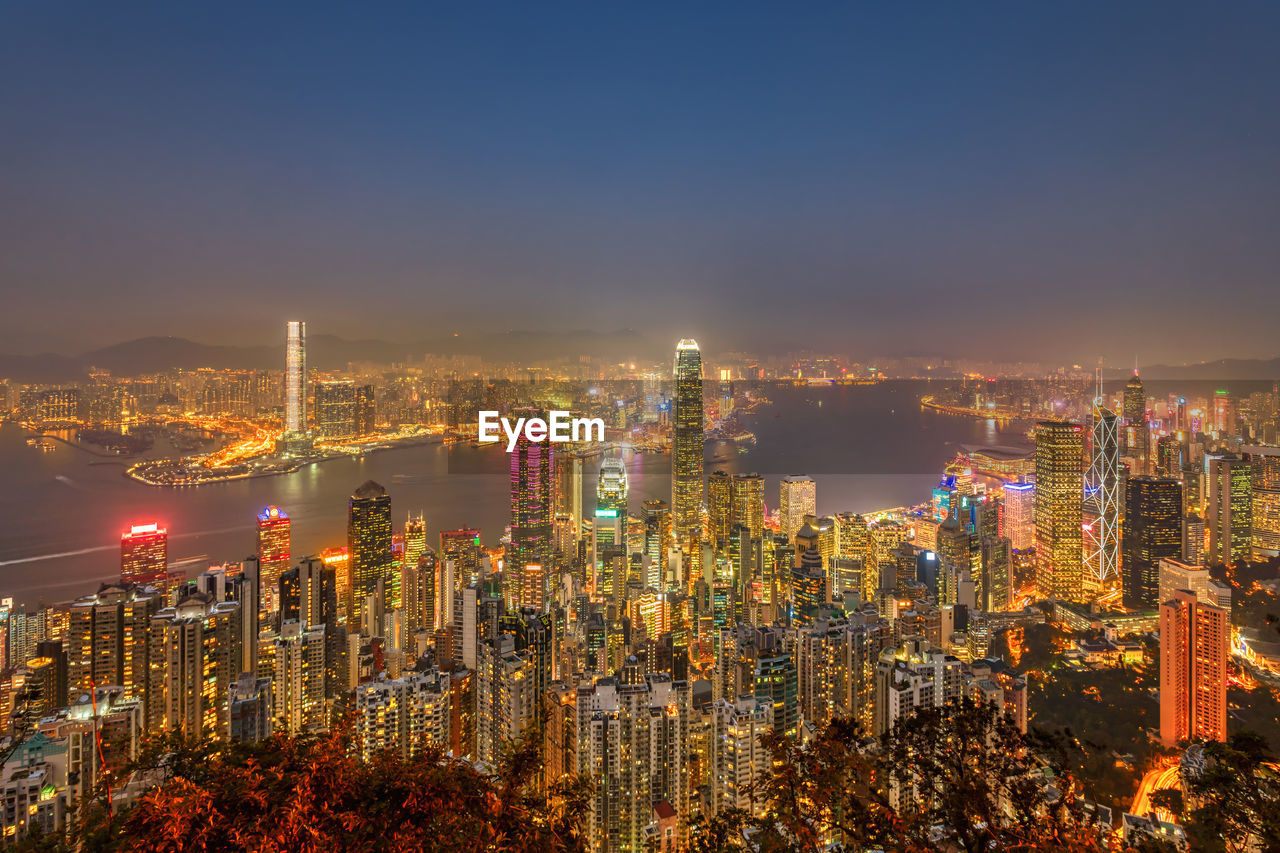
[3,2,1279,362]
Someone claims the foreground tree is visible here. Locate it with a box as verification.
[71,721,589,853]
[1152,731,1280,853]
[694,698,1104,852]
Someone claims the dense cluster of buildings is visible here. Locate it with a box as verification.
[0,328,1277,849]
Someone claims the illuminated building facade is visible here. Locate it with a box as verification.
[709,695,772,818]
[313,379,357,439]
[1244,446,1280,560]
[1001,482,1035,551]
[1182,514,1206,565]
[257,507,290,612]
[1122,371,1147,472]
[873,639,964,736]
[671,340,704,547]
[1034,421,1084,601]
[594,455,627,548]
[1084,403,1120,592]
[575,676,690,851]
[1159,589,1228,747]
[779,475,816,544]
[121,523,168,590]
[509,432,554,609]
[272,619,327,734]
[354,671,452,761]
[554,451,584,537]
[1158,558,1232,611]
[284,320,306,437]
[151,594,243,738]
[708,470,733,545]
[1122,477,1182,610]
[1206,453,1252,566]
[403,512,427,574]
[348,480,393,631]
[642,499,672,589]
[1212,389,1234,435]
[709,471,764,544]
[441,528,482,585]
[732,473,765,540]
[67,584,162,702]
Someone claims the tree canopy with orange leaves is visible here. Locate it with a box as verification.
[59,720,590,853]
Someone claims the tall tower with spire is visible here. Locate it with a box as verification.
[1123,368,1148,474]
[671,340,704,549]
[1084,366,1120,600]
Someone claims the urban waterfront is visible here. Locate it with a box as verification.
[0,382,1016,606]
[6,6,1280,849]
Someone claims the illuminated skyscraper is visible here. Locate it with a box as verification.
[67,584,162,704]
[731,473,765,540]
[671,339,704,547]
[709,471,764,545]
[441,527,483,584]
[1182,514,1206,564]
[595,455,628,548]
[1244,446,1280,560]
[1122,477,1182,610]
[257,507,290,613]
[313,379,356,439]
[554,451,584,538]
[1159,589,1228,747]
[1083,402,1120,593]
[509,430,554,609]
[1034,421,1084,602]
[707,470,733,545]
[404,512,427,574]
[779,475,816,544]
[348,480,392,631]
[1122,371,1147,472]
[151,594,244,738]
[272,619,327,734]
[1205,453,1251,566]
[284,320,306,437]
[642,499,672,589]
[1212,389,1234,436]
[1001,482,1035,551]
[121,523,168,589]
[575,675,690,850]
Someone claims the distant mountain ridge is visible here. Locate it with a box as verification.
[2,334,1278,383]
[1104,357,1280,382]
[0,330,658,382]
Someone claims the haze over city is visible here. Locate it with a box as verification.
[4,3,1280,362]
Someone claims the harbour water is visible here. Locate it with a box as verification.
[0,381,1022,606]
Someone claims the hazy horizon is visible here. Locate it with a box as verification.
[4,4,1280,363]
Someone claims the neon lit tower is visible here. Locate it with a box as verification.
[257,506,291,610]
[121,523,168,590]
[285,320,307,438]
[671,339,704,547]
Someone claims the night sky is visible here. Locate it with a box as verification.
[3,3,1279,363]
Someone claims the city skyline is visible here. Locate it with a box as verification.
[4,4,1280,362]
[4,4,1280,848]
